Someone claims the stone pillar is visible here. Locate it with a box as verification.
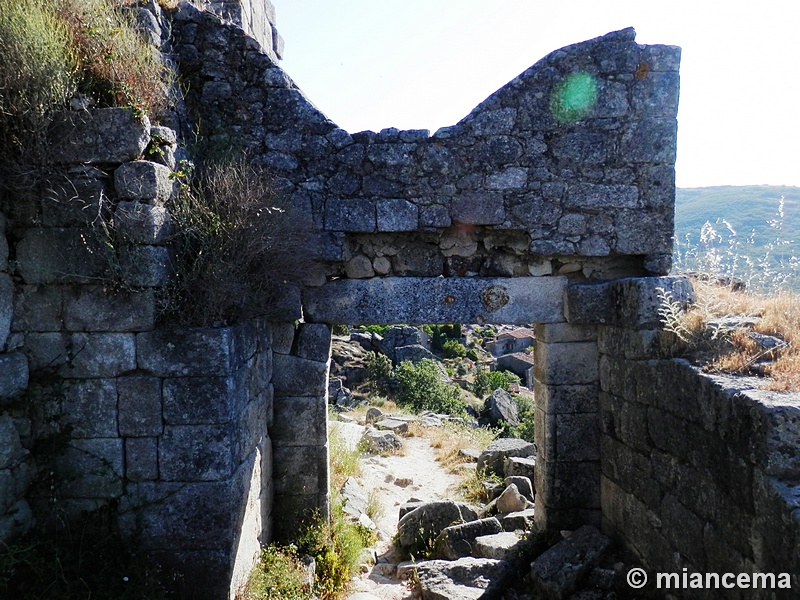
[119,320,274,599]
[270,322,332,541]
[533,322,601,531]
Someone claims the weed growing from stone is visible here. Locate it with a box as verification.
[328,421,361,492]
[247,421,374,599]
[0,0,172,190]
[160,154,316,326]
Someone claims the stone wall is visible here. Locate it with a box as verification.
[192,0,283,61]
[0,102,279,597]
[561,276,800,598]
[172,8,680,288]
[270,322,332,541]
[0,211,32,540]
[20,2,800,598]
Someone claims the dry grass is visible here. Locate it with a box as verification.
[328,423,361,492]
[662,278,800,391]
[408,420,497,474]
[56,0,171,115]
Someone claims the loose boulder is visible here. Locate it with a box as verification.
[365,407,383,424]
[477,438,536,477]
[413,557,513,600]
[375,417,409,434]
[483,388,519,426]
[504,476,534,502]
[496,484,529,514]
[397,501,479,554]
[361,427,402,454]
[395,344,438,365]
[434,517,503,560]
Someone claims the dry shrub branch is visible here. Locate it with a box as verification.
[161,155,316,326]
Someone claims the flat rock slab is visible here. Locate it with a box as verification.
[375,418,409,434]
[304,276,567,325]
[500,509,536,532]
[413,557,513,600]
[474,531,525,560]
[530,525,611,600]
[504,456,536,481]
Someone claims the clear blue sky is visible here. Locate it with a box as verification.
[273,0,800,189]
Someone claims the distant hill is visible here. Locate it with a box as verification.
[674,185,800,291]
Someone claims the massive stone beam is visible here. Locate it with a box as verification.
[303,276,567,325]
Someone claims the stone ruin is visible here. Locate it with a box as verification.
[0,1,798,598]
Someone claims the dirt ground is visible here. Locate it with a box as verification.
[333,421,462,600]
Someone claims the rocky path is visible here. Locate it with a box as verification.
[332,421,462,600]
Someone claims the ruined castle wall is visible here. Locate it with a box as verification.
[0,106,280,598]
[589,287,800,597]
[172,10,680,288]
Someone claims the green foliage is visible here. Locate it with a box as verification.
[359,324,392,336]
[331,324,349,336]
[364,351,393,394]
[0,506,180,599]
[428,324,462,351]
[0,0,77,134]
[159,154,314,326]
[296,506,374,600]
[466,348,480,361]
[394,359,466,415]
[473,370,519,399]
[328,422,361,491]
[473,325,497,339]
[442,339,467,358]
[0,0,171,185]
[244,545,311,600]
[502,394,535,442]
[55,0,170,115]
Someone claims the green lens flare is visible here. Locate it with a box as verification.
[550,72,598,123]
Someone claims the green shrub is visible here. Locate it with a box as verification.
[296,506,374,600]
[244,545,311,600]
[55,0,170,115]
[359,324,392,336]
[473,369,519,399]
[364,351,393,395]
[394,359,466,415]
[502,394,535,442]
[442,339,467,358]
[427,323,462,351]
[0,0,76,125]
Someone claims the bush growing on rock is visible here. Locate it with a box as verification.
[443,339,468,358]
[473,370,520,399]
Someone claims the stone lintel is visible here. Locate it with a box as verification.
[303,276,567,325]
